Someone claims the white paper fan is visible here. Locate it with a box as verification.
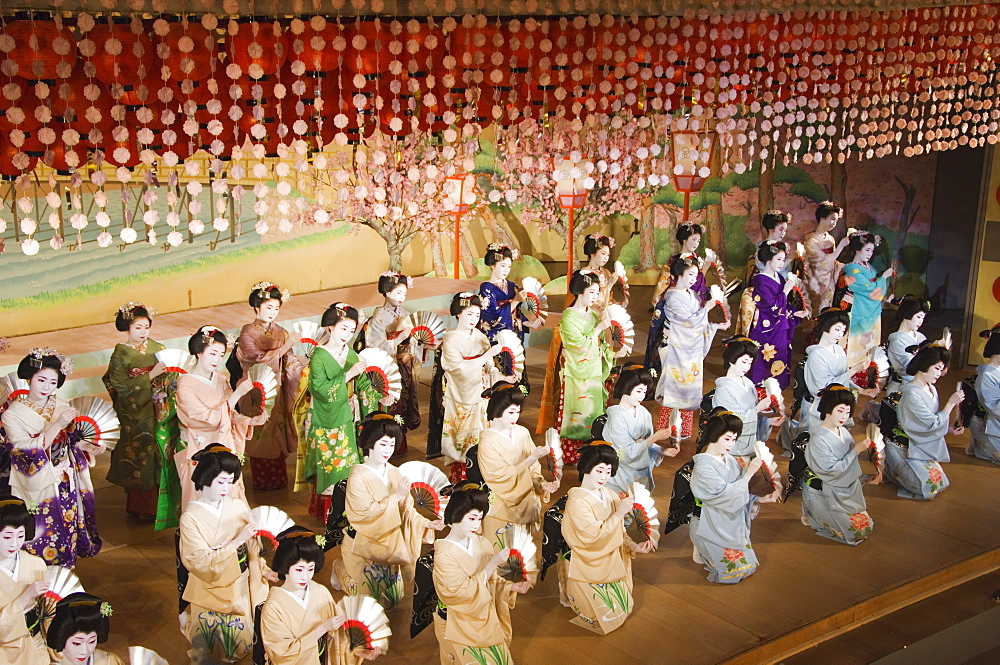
[604,304,634,356]
[625,482,660,546]
[762,377,783,413]
[246,364,278,417]
[129,647,169,665]
[867,423,886,478]
[1,372,29,403]
[340,594,392,650]
[410,311,446,348]
[250,505,295,548]
[494,330,525,380]
[753,440,783,498]
[357,348,402,404]
[398,461,450,518]
[292,321,330,358]
[43,566,85,620]
[69,396,120,451]
[669,405,683,441]
[546,427,563,482]
[939,327,952,350]
[870,345,890,385]
[614,260,627,280]
[710,283,733,323]
[154,348,195,374]
[497,523,538,582]
[520,276,548,321]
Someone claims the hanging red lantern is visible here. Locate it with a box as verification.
[293,20,343,72]
[42,140,79,174]
[2,17,77,81]
[160,20,217,82]
[0,78,43,133]
[87,21,152,85]
[102,132,141,168]
[343,20,390,76]
[0,139,35,176]
[227,20,288,81]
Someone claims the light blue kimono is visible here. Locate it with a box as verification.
[712,376,758,457]
[885,330,925,395]
[802,425,873,545]
[801,344,859,432]
[886,382,951,500]
[604,404,662,493]
[689,453,758,584]
[843,262,887,366]
[970,364,1000,464]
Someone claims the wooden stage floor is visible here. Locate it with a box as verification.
[10,283,1000,665]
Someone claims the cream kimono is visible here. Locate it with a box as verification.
[179,497,270,663]
[260,582,368,665]
[0,552,47,665]
[432,536,516,665]
[439,329,503,465]
[337,463,430,609]
[562,486,635,635]
[478,425,546,552]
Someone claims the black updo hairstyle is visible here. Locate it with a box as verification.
[187,327,228,356]
[583,234,613,257]
[761,210,791,231]
[114,303,153,332]
[721,337,759,371]
[675,223,703,244]
[756,240,787,264]
[484,381,526,420]
[577,441,619,481]
[814,308,851,339]
[191,445,243,491]
[816,384,856,418]
[0,496,36,540]
[46,593,110,650]
[320,303,360,329]
[981,326,1000,358]
[377,272,409,295]
[449,292,482,316]
[17,353,67,388]
[815,201,843,224]
[840,231,879,263]
[356,412,404,456]
[568,270,601,297]
[697,408,744,453]
[248,283,285,309]
[484,245,514,266]
[905,345,950,377]
[894,295,930,324]
[271,525,325,579]
[443,485,490,526]
[611,364,654,399]
[670,255,700,279]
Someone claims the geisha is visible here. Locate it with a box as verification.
[838,231,895,367]
[581,233,629,316]
[47,593,123,665]
[884,296,929,395]
[0,496,48,665]
[802,202,849,313]
[969,326,1000,464]
[713,337,778,458]
[478,244,536,343]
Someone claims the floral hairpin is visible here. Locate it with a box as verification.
[252,282,290,302]
[118,301,156,320]
[393,414,405,426]
[100,602,113,617]
[315,534,327,548]
[27,347,74,375]
[518,385,529,395]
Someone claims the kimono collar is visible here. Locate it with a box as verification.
[279,582,311,608]
[0,552,17,580]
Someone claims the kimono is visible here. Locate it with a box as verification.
[0,551,48,665]
[2,398,101,568]
[886,383,951,500]
[801,344,860,432]
[590,267,629,318]
[54,652,124,665]
[885,330,925,395]
[603,404,661,493]
[357,303,420,455]
[104,340,166,517]
[479,425,546,546]
[260,582,367,665]
[970,364,1000,464]
[842,262,887,367]
[337,463,430,609]
[688,453,758,584]
[652,252,711,306]
[562,486,635,635]
[656,288,720,412]
[712,376,760,458]
[179,497,269,663]
[432,536,516,665]
[304,345,380,521]
[235,322,304,490]
[479,280,527,343]
[802,230,840,312]
[802,425,873,545]
[746,272,799,388]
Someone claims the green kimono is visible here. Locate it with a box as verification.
[559,308,614,443]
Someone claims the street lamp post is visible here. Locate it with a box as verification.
[444,173,476,279]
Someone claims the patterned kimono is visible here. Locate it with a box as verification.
[336,463,429,609]
[712,376,759,458]
[802,425,873,545]
[432,536,516,665]
[479,424,546,551]
[970,364,1000,464]
[689,453,758,584]
[436,329,502,467]
[886,383,951,500]
[801,344,860,432]
[656,288,720,413]
[260,582,369,665]
[562,486,635,635]
[885,330,925,395]
[235,322,304,490]
[179,497,269,663]
[647,253,709,374]
[842,262,887,367]
[590,267,629,318]
[603,404,660,493]
[479,280,527,343]
[803,231,840,313]
[2,398,101,568]
[0,551,47,665]
[747,272,799,388]
[652,252,711,306]
[104,340,166,517]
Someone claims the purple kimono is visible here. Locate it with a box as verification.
[747,272,799,388]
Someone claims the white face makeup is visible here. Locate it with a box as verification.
[731,354,754,376]
[0,525,25,560]
[768,251,787,272]
[63,631,99,664]
[771,222,788,240]
[28,367,60,402]
[908,311,926,329]
[708,430,739,455]
[925,361,947,383]
[492,257,512,281]
[196,342,226,374]
[451,509,483,538]
[626,384,648,402]
[202,471,235,502]
[684,234,701,253]
[857,242,876,263]
[330,318,357,346]
[457,306,481,329]
[592,245,611,267]
[284,559,316,590]
[578,283,600,308]
[828,402,852,426]
[679,265,699,289]
[256,299,281,324]
[127,318,152,345]
[587,462,614,488]
[368,435,396,463]
[499,403,521,426]
[386,284,408,306]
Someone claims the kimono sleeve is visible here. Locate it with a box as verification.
[979,369,1000,418]
[690,458,749,515]
[846,264,887,301]
[345,468,402,540]
[237,324,288,367]
[806,430,859,478]
[901,389,950,438]
[713,380,756,425]
[603,408,650,469]
[179,511,244,586]
[664,290,710,328]
[176,377,229,431]
[308,349,343,406]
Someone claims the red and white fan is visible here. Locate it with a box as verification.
[762,378,783,414]
[546,428,564,482]
[398,461,450,519]
[340,594,392,651]
[751,441,783,501]
[1,372,29,403]
[292,321,329,358]
[250,505,295,551]
[604,304,634,357]
[866,423,886,483]
[520,277,548,323]
[709,284,733,324]
[939,327,953,350]
[357,348,402,405]
[493,330,525,380]
[625,482,660,546]
[246,364,278,418]
[409,311,446,349]
[69,396,120,451]
[155,349,195,374]
[42,566,85,620]
[497,524,538,583]
[129,647,169,665]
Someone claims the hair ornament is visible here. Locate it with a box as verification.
[251,281,290,302]
[100,602,113,617]
[0,498,22,507]
[457,292,478,308]
[393,414,405,426]
[281,530,316,540]
[379,271,413,288]
[236,452,246,465]
[27,348,73,375]
[518,384,529,396]
[25,500,39,515]
[586,233,615,248]
[649,368,658,378]
[457,482,481,492]
[588,440,614,448]
[315,534,326,548]
[202,443,233,456]
[818,384,851,396]
[978,323,1000,339]
[118,301,156,320]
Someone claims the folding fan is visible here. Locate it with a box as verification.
[155,348,195,374]
[604,304,634,357]
[546,428,563,482]
[762,377,783,414]
[1,372,29,403]
[292,321,330,358]
[519,277,548,322]
[721,278,741,298]
[493,330,525,380]
[750,441,782,499]
[69,396,121,451]
[42,566,85,621]
[870,345,890,386]
[614,260,627,280]
[357,348,402,404]
[865,423,886,481]
[398,461,450,519]
[129,647,169,665]
[625,482,660,546]
[246,364,278,418]
[409,311,446,349]
[250,506,295,553]
[669,407,683,442]
[497,524,538,583]
[939,327,953,350]
[340,594,392,651]
[709,284,732,323]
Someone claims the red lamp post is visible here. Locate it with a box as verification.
[445,173,476,279]
[553,156,592,284]
[670,130,718,222]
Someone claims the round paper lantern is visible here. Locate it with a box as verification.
[103,133,141,168]
[160,21,217,82]
[293,21,343,72]
[344,20,391,76]
[87,21,153,85]
[43,141,79,174]
[227,21,288,80]
[0,139,32,177]
[2,18,77,80]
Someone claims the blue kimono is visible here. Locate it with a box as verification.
[885,330,925,395]
[842,262,887,367]
[886,382,951,500]
[689,453,758,584]
[801,344,860,432]
[604,404,661,493]
[712,376,758,458]
[970,364,1000,464]
[802,425,873,545]
[479,280,526,343]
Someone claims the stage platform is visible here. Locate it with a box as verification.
[6,283,999,665]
